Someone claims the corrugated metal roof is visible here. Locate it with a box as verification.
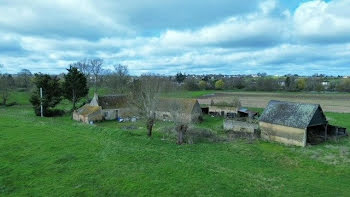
[259,100,327,129]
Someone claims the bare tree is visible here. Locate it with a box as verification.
[89,58,103,92]
[71,59,91,77]
[112,64,130,94]
[0,74,15,106]
[17,69,32,89]
[129,75,165,137]
[168,100,189,145]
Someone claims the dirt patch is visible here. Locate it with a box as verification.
[198,92,350,113]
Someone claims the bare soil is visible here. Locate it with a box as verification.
[198,92,350,113]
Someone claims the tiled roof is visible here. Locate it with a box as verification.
[259,100,327,129]
[76,104,101,116]
[98,95,128,109]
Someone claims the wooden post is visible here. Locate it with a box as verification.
[336,127,339,142]
[324,124,328,142]
[40,88,43,117]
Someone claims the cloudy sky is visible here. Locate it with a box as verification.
[0,0,350,75]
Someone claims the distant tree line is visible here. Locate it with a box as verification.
[179,73,350,93]
[1,61,350,111]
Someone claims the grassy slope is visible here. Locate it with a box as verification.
[1,91,350,196]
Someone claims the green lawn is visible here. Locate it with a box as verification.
[1,91,350,196]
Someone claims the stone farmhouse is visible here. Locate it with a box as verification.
[73,94,130,123]
[155,98,203,123]
[208,99,240,118]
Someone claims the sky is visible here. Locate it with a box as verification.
[0,0,349,76]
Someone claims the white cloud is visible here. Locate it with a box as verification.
[294,0,350,42]
[0,0,350,75]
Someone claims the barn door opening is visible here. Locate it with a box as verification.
[115,110,119,120]
[307,125,327,145]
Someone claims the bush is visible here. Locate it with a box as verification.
[296,79,306,91]
[185,127,220,144]
[215,80,224,90]
[337,79,350,92]
[198,80,207,90]
[184,78,200,91]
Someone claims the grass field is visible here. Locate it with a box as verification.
[1,91,350,196]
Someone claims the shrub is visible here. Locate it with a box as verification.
[198,80,207,90]
[184,78,200,91]
[215,80,224,90]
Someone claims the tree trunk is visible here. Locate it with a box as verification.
[146,118,154,137]
[2,92,7,106]
[94,75,98,93]
[176,124,188,145]
[72,89,76,110]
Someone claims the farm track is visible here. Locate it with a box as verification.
[198,92,350,113]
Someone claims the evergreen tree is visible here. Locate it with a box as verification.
[30,73,62,116]
[63,66,89,110]
[175,72,186,83]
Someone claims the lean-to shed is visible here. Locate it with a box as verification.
[73,104,103,123]
[259,100,328,147]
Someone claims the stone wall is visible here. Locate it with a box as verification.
[209,106,238,116]
[224,119,259,134]
[259,121,307,147]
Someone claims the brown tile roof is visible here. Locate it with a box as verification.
[76,104,101,116]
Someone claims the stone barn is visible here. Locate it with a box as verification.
[155,98,203,123]
[73,104,103,123]
[90,94,130,120]
[259,100,329,147]
[208,100,240,118]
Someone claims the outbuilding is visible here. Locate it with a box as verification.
[155,98,203,123]
[73,104,103,123]
[208,99,240,118]
[259,100,329,147]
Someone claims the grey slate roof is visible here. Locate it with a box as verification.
[98,95,128,109]
[259,100,327,129]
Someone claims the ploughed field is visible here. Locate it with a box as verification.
[198,91,350,113]
[1,91,350,196]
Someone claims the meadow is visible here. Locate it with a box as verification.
[1,90,350,196]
